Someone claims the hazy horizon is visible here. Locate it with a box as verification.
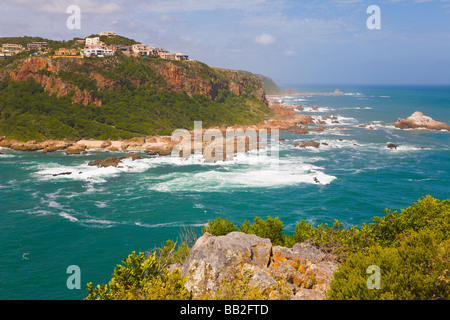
[2,0,450,86]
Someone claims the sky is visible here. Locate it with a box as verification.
[1,0,450,86]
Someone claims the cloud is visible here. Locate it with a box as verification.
[11,0,122,14]
[139,0,273,13]
[283,49,296,56]
[254,33,276,45]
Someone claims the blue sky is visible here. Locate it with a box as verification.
[2,0,450,86]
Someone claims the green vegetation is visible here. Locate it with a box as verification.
[85,196,450,300]
[201,217,238,235]
[328,229,450,300]
[242,72,282,95]
[99,35,139,46]
[202,216,285,245]
[85,251,191,300]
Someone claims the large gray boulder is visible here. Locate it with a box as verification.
[179,231,338,299]
[180,232,272,295]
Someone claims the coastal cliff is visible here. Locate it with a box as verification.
[0,53,271,141]
[3,56,268,106]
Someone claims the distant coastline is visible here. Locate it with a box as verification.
[268,88,344,97]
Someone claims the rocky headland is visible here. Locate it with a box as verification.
[269,88,344,97]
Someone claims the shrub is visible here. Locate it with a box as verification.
[85,251,160,300]
[327,229,450,300]
[239,216,284,245]
[156,239,191,268]
[202,217,237,236]
[291,196,450,259]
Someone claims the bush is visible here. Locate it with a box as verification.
[85,251,160,300]
[239,216,284,245]
[202,217,237,236]
[291,196,450,259]
[156,239,191,268]
[327,229,450,300]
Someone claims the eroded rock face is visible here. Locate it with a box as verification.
[393,111,450,131]
[179,232,338,300]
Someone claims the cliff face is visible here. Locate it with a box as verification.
[7,57,102,106]
[1,56,268,106]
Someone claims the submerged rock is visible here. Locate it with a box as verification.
[295,140,320,148]
[52,172,72,176]
[387,143,399,149]
[99,156,121,167]
[88,154,141,168]
[393,111,450,131]
[119,154,142,161]
[88,156,119,167]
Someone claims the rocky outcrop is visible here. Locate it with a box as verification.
[257,104,314,131]
[88,154,141,167]
[295,140,320,148]
[88,156,120,167]
[179,232,338,300]
[0,139,73,152]
[119,154,142,161]
[393,111,450,131]
[387,143,399,149]
[65,144,86,155]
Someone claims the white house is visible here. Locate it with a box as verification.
[85,37,101,46]
[99,31,117,37]
[83,48,114,58]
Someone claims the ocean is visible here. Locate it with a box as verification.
[0,85,449,299]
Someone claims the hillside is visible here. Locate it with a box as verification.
[0,37,273,141]
[252,73,283,95]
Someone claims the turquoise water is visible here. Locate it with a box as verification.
[0,85,449,299]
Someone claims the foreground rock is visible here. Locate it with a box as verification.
[179,232,338,300]
[393,111,450,131]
